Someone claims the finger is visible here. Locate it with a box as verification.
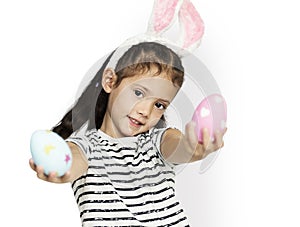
[214,130,224,149]
[202,128,210,149]
[60,171,71,182]
[47,171,71,183]
[48,172,59,182]
[185,121,198,148]
[222,127,227,136]
[36,165,47,180]
[29,158,36,171]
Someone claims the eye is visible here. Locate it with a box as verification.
[155,102,166,110]
[134,89,144,98]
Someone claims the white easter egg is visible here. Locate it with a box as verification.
[30,130,72,177]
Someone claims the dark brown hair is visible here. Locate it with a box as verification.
[52,42,184,139]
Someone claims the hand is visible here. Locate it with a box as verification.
[185,121,227,161]
[29,158,71,183]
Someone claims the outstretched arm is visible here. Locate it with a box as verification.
[160,122,226,164]
[29,142,88,183]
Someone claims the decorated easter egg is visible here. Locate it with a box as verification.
[30,130,72,177]
[192,94,227,143]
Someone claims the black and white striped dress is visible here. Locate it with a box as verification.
[67,128,190,227]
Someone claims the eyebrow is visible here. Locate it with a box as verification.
[133,83,171,104]
[158,98,170,105]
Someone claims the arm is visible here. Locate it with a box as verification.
[160,122,226,164]
[29,142,88,183]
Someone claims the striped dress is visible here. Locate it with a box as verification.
[66,128,190,227]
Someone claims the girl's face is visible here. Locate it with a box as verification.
[101,68,180,138]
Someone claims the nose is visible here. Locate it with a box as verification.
[135,100,153,117]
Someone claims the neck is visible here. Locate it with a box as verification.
[100,112,122,138]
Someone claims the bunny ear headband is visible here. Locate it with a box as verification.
[108,0,204,69]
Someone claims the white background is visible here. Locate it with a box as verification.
[0,0,299,226]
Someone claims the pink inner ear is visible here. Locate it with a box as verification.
[153,0,179,33]
[179,0,204,49]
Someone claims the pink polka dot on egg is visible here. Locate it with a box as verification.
[192,94,227,143]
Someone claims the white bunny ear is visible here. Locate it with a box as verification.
[178,0,204,52]
[147,0,183,35]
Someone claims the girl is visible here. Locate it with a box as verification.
[30,42,226,226]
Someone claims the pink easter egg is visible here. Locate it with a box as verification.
[192,94,227,143]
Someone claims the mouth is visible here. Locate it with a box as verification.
[128,116,144,127]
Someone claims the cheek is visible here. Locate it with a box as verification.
[148,111,165,126]
[110,91,136,114]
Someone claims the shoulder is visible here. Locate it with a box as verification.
[66,128,100,153]
[140,127,182,143]
[143,127,168,141]
[161,128,182,141]
[138,127,181,150]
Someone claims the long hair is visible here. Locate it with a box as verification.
[52,42,184,139]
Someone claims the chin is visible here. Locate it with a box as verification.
[125,124,153,137]
[129,129,146,137]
